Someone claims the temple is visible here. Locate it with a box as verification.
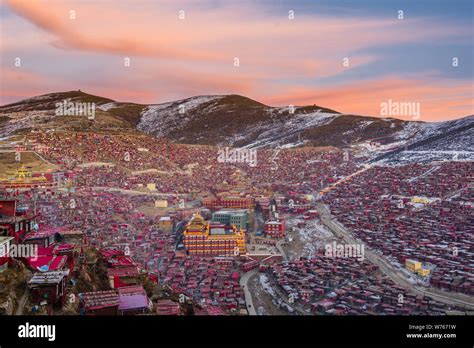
[183,213,246,256]
[0,166,50,188]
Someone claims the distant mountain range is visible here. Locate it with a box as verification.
[1,91,472,162]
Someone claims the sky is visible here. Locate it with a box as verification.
[0,0,472,121]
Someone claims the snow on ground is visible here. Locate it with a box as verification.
[259,274,277,298]
[97,102,118,111]
[353,140,406,154]
[0,111,53,138]
[343,120,374,135]
[243,112,337,149]
[137,96,223,137]
[286,217,335,257]
[256,273,295,314]
[353,116,473,163]
[378,151,474,165]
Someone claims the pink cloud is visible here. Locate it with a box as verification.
[1,1,471,121]
[263,77,474,121]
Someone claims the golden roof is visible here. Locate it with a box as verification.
[186,213,208,232]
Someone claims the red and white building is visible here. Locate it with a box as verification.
[264,218,285,239]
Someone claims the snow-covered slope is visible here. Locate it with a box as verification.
[1,91,472,161]
[371,116,474,164]
[138,96,225,138]
[136,94,342,148]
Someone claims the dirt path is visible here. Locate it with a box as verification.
[15,288,29,315]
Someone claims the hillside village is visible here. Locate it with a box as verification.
[0,92,472,317]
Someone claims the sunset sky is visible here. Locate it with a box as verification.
[0,0,472,121]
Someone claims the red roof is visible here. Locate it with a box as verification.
[107,266,139,277]
[27,255,68,272]
[108,255,135,268]
[117,285,145,295]
[156,299,180,315]
[99,247,123,258]
[80,290,119,310]
[36,243,75,256]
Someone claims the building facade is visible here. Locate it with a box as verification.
[264,218,286,239]
[183,214,246,256]
[203,197,254,210]
[0,200,36,242]
[211,210,248,231]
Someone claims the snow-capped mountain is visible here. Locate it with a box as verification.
[137,94,340,148]
[0,91,472,163]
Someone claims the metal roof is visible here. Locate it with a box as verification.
[28,270,70,285]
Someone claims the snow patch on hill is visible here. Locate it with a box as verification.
[243,112,338,149]
[98,102,118,111]
[137,96,224,137]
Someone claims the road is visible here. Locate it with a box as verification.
[240,269,258,315]
[317,202,474,310]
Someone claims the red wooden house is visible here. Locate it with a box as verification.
[28,270,70,306]
[0,200,35,242]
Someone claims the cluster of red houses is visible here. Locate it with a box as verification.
[79,284,154,315]
[98,247,143,289]
[157,253,247,314]
[28,131,362,197]
[269,255,468,315]
[0,197,86,310]
[9,185,253,315]
[323,161,473,294]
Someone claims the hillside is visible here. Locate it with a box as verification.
[1,91,472,162]
[0,91,140,136]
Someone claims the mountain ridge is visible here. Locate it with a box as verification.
[0,91,472,160]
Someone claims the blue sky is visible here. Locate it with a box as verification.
[1,0,472,120]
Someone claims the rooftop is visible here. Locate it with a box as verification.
[28,270,69,285]
[118,294,148,311]
[80,290,119,310]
